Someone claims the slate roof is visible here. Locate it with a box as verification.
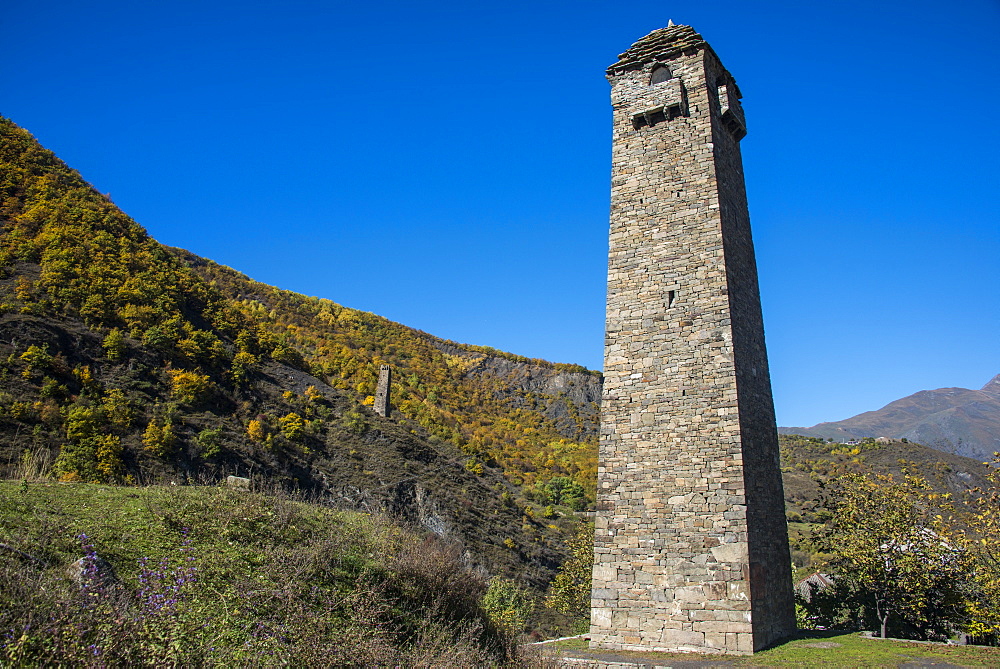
[607,24,706,75]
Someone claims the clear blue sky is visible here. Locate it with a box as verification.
[2,0,998,427]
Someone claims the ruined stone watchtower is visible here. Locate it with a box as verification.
[374,364,391,417]
[590,25,795,654]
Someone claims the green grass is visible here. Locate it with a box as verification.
[550,631,1000,667]
[0,480,512,665]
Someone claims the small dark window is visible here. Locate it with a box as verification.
[667,290,676,308]
[650,65,672,85]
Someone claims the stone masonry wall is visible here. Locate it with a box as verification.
[703,48,797,647]
[590,26,795,655]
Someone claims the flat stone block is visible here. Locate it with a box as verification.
[651,589,673,602]
[591,588,619,600]
[692,620,735,633]
[593,565,617,582]
[710,541,747,563]
[728,581,749,600]
[591,607,612,629]
[660,628,705,647]
[704,631,728,650]
[675,585,704,602]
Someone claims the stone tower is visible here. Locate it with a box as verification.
[590,25,795,654]
[374,364,391,417]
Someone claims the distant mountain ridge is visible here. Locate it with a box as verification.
[779,374,1000,462]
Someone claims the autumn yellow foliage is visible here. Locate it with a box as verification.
[168,369,211,404]
[246,419,266,443]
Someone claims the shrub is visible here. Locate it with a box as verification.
[167,369,211,405]
[246,419,266,443]
[229,350,257,385]
[102,328,125,360]
[195,427,224,457]
[341,410,367,435]
[546,521,595,619]
[102,389,133,430]
[278,412,305,441]
[481,577,534,637]
[142,418,176,457]
[19,344,51,378]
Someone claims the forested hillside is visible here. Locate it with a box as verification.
[169,247,601,495]
[0,116,600,588]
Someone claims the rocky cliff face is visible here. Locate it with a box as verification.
[780,374,1000,462]
[431,341,602,442]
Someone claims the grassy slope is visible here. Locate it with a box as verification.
[550,631,1000,667]
[0,481,511,665]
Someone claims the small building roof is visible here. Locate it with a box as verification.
[607,24,707,76]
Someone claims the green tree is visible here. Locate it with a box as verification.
[19,344,51,378]
[278,412,305,441]
[102,328,125,360]
[101,388,133,430]
[546,521,594,620]
[195,427,224,457]
[543,476,587,510]
[815,473,966,639]
[54,404,123,482]
[948,456,1000,637]
[480,577,534,636]
[229,350,257,385]
[143,418,176,457]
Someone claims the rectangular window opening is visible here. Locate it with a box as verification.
[667,290,676,309]
[632,108,667,129]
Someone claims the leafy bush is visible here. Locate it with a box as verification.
[481,577,534,637]
[546,521,594,620]
[194,427,223,457]
[142,418,176,457]
[167,369,211,405]
[102,328,125,360]
[278,412,305,441]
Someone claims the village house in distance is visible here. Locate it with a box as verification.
[590,24,796,654]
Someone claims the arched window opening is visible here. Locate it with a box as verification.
[650,65,672,85]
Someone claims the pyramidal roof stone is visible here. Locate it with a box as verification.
[607,24,707,75]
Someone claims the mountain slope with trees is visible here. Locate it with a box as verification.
[0,115,601,590]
